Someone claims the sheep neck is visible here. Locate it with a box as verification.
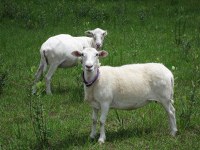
[82,68,99,87]
[91,38,95,48]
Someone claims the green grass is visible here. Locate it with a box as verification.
[0,0,200,149]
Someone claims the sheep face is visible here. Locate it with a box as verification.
[85,28,107,50]
[72,48,108,72]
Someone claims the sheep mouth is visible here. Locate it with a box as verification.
[96,45,101,49]
[86,68,94,72]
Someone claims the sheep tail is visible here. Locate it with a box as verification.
[39,49,48,74]
[43,50,48,73]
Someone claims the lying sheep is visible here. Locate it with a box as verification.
[32,28,107,95]
[72,48,178,144]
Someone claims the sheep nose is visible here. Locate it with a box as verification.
[86,65,93,69]
[96,44,101,49]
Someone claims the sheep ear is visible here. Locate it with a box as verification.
[99,50,108,58]
[103,30,107,36]
[71,51,82,57]
[85,30,94,37]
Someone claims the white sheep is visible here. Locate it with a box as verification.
[72,48,178,144]
[32,28,107,95]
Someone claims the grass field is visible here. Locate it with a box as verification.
[0,0,200,149]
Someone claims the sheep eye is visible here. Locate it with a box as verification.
[81,53,84,57]
[96,53,99,57]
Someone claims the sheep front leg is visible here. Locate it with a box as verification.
[98,103,110,144]
[90,108,98,139]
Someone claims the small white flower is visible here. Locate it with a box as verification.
[172,66,176,70]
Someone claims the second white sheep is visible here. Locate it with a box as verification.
[32,28,107,95]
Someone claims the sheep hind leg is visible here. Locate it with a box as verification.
[169,103,178,136]
[161,99,178,136]
[45,64,58,95]
[32,62,45,95]
[90,108,99,139]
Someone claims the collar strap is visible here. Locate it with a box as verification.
[82,68,99,87]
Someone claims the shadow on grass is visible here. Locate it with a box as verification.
[53,84,83,95]
[50,127,153,149]
[53,86,70,95]
[107,127,153,142]
[50,132,90,149]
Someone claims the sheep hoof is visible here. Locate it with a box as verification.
[32,91,36,95]
[46,91,52,95]
[32,86,36,95]
[171,130,178,137]
[98,138,105,144]
[90,134,96,139]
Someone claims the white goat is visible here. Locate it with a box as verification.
[72,48,178,144]
[32,28,107,95]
